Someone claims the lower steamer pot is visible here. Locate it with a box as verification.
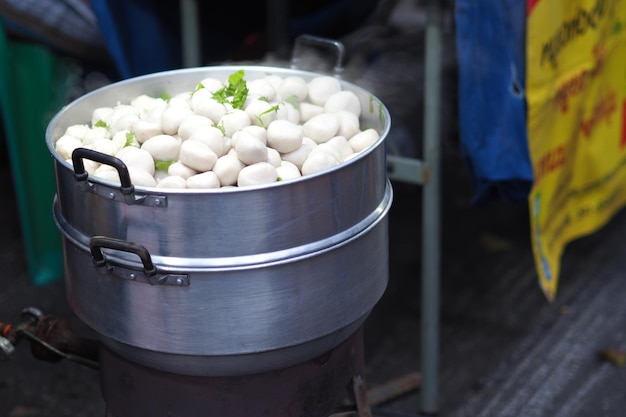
[53,185,391,377]
[46,65,393,379]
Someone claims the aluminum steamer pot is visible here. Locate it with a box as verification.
[46,65,392,376]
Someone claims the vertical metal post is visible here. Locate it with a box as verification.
[420,0,443,414]
[180,0,201,68]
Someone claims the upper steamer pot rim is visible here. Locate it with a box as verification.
[45,64,392,194]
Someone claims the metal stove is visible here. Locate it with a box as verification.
[1,307,389,417]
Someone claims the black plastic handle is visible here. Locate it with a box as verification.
[89,236,157,277]
[71,148,134,195]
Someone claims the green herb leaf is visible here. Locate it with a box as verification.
[215,122,226,135]
[212,70,248,109]
[256,104,280,127]
[192,82,205,96]
[369,95,374,113]
[161,92,172,102]
[285,95,300,110]
[94,119,108,128]
[125,132,136,147]
[155,160,175,172]
[258,96,270,102]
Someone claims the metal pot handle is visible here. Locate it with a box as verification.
[71,148,167,207]
[290,34,345,77]
[90,236,156,276]
[71,148,134,195]
[88,236,189,286]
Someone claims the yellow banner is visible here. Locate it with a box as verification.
[527,0,626,300]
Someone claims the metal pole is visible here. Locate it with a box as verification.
[180,0,201,68]
[420,0,442,413]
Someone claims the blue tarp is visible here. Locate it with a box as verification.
[455,0,533,204]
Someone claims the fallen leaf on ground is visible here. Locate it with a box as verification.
[598,349,626,367]
[9,405,42,417]
[480,233,513,253]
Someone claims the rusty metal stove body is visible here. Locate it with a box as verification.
[100,327,368,417]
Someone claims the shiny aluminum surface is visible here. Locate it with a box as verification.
[47,65,392,375]
[47,66,391,259]
[55,188,390,375]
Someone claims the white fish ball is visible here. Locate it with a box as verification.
[264,75,283,91]
[55,135,83,160]
[301,151,340,176]
[222,136,233,155]
[247,78,277,100]
[326,136,354,161]
[309,142,343,163]
[280,137,316,170]
[132,118,162,144]
[220,109,251,137]
[157,175,187,189]
[194,98,227,124]
[161,106,193,135]
[111,112,139,135]
[178,114,213,140]
[109,105,140,128]
[324,91,361,117]
[168,93,192,108]
[198,77,224,93]
[278,76,308,101]
[91,107,113,127]
[128,168,157,187]
[335,110,361,139]
[154,169,169,182]
[168,161,197,179]
[94,164,120,183]
[276,160,301,181]
[179,140,218,172]
[236,125,267,145]
[130,95,166,116]
[186,171,221,189]
[326,136,354,160]
[146,105,166,121]
[141,134,181,162]
[245,99,278,127]
[275,101,300,124]
[190,87,213,111]
[267,147,282,168]
[234,131,267,165]
[299,102,324,122]
[112,130,138,152]
[213,153,245,186]
[349,129,380,153]
[187,125,224,156]
[266,119,303,153]
[82,126,110,145]
[237,162,278,187]
[302,113,339,144]
[307,76,341,106]
[65,124,91,140]
[116,146,155,175]
[91,138,116,156]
